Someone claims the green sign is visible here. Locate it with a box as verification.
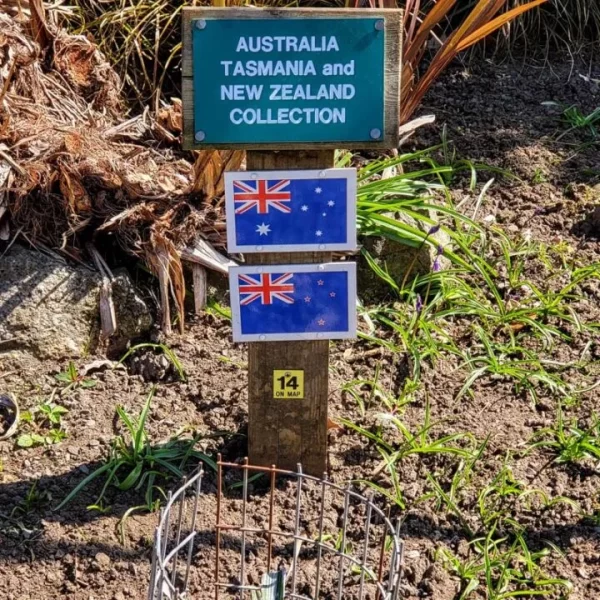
[192,17,386,145]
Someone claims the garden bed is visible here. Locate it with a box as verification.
[0,58,599,599]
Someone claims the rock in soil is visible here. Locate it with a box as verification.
[358,211,450,301]
[0,244,151,359]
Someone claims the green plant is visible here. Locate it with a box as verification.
[532,168,547,184]
[10,482,51,517]
[557,103,600,141]
[357,153,599,404]
[352,149,496,276]
[344,400,478,508]
[476,463,577,531]
[206,297,232,320]
[529,407,600,465]
[340,363,395,416]
[17,395,69,448]
[39,402,69,425]
[455,327,570,404]
[438,528,572,599]
[55,361,96,392]
[428,458,576,598]
[56,387,216,513]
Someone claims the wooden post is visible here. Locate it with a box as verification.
[246,150,333,476]
[181,6,402,476]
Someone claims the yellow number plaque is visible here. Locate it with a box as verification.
[273,370,304,399]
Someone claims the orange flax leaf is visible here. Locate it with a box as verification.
[401,0,494,122]
[414,0,508,77]
[460,0,506,39]
[444,0,502,45]
[404,0,422,47]
[404,0,458,64]
[401,0,547,121]
[421,0,496,68]
[456,0,548,51]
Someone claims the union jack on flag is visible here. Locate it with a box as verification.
[233,179,292,215]
[239,273,295,306]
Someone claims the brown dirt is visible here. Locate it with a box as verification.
[1,58,599,599]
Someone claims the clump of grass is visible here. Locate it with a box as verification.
[56,387,215,515]
[544,102,600,143]
[62,0,185,108]
[438,527,573,599]
[528,406,600,466]
[508,0,600,53]
[341,144,594,598]
[343,399,479,509]
[354,150,599,402]
[428,457,577,597]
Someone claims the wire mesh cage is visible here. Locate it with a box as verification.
[149,457,403,599]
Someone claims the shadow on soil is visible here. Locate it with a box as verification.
[1,457,599,566]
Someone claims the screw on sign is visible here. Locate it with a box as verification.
[182,7,402,474]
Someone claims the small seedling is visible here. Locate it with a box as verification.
[17,395,69,448]
[39,402,69,425]
[11,482,51,517]
[55,361,96,391]
[17,433,51,448]
[532,168,547,184]
[559,104,600,140]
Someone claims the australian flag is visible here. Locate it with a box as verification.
[226,172,354,251]
[230,264,356,341]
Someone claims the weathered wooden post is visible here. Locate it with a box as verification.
[183,7,401,475]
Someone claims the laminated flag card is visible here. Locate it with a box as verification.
[225,169,356,253]
[229,263,357,342]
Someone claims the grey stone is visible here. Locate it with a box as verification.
[0,244,151,359]
[358,210,451,301]
[93,552,111,570]
[110,268,153,351]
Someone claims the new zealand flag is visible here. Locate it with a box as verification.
[230,264,356,342]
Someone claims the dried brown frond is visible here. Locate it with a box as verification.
[0,9,235,333]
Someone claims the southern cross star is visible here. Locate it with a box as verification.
[315,230,323,237]
[317,319,325,326]
[304,296,311,303]
[315,187,322,194]
[327,200,335,207]
[301,205,309,212]
[256,223,271,236]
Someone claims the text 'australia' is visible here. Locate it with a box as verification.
[236,36,339,53]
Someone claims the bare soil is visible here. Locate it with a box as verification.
[0,59,599,600]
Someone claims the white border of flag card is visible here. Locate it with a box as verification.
[229,262,357,342]
[224,168,357,253]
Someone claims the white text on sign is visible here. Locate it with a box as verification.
[221,36,356,126]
